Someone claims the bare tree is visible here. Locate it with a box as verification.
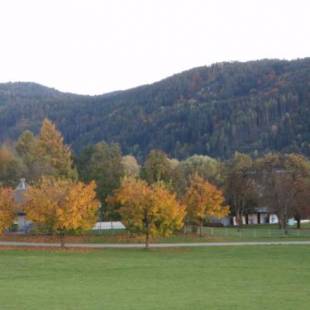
[255,153,310,233]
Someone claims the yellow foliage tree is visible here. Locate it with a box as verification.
[25,177,99,247]
[38,119,77,180]
[108,177,185,248]
[0,187,16,234]
[184,175,229,236]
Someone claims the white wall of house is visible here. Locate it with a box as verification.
[232,213,279,226]
[269,214,279,224]
[247,214,258,225]
[260,213,269,224]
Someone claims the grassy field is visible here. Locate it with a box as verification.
[0,246,310,309]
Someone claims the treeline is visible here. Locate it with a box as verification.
[0,58,310,159]
[1,120,310,242]
[0,120,229,248]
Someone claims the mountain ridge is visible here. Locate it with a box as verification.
[0,58,309,159]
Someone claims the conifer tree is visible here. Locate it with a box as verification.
[16,130,40,182]
[38,119,77,180]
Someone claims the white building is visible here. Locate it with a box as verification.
[232,208,279,226]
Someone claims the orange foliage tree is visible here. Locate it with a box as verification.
[38,119,77,180]
[0,187,16,234]
[25,176,99,247]
[108,177,185,248]
[184,175,229,236]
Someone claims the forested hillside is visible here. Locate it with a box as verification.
[0,58,309,159]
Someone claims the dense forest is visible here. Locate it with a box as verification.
[0,58,309,159]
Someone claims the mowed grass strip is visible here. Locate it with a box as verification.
[3,228,310,245]
[0,246,309,310]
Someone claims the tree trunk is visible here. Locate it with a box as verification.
[199,221,203,237]
[257,213,261,224]
[145,231,150,249]
[236,211,242,231]
[144,211,151,249]
[60,232,65,249]
[280,215,288,235]
[296,216,301,229]
[234,197,242,229]
[278,220,282,229]
[191,225,198,233]
[277,212,284,230]
[283,208,288,235]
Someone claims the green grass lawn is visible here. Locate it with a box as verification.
[88,226,310,243]
[88,224,310,243]
[3,226,310,245]
[0,246,310,309]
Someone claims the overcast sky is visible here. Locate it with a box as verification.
[0,0,309,95]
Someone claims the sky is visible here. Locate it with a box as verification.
[0,0,309,95]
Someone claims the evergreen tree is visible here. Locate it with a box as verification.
[16,130,40,182]
[37,119,77,180]
[0,146,24,187]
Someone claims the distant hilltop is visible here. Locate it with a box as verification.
[0,58,310,159]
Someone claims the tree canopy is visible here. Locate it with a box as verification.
[108,177,185,248]
[24,176,99,246]
[184,175,229,235]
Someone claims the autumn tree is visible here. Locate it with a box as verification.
[256,153,310,232]
[37,119,77,180]
[15,120,77,182]
[25,176,99,247]
[0,187,16,233]
[294,176,310,228]
[108,177,185,248]
[184,175,229,236]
